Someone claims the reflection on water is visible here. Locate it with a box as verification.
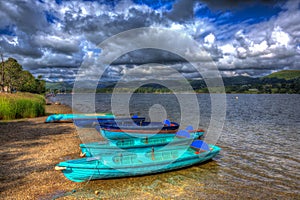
[51,94,300,199]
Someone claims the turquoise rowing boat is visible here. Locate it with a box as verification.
[45,113,114,123]
[55,141,220,182]
[80,130,205,157]
[98,126,204,140]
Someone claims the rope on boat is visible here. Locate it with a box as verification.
[54,166,66,171]
[79,152,86,157]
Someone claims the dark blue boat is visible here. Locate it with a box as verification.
[74,116,145,128]
[97,119,181,140]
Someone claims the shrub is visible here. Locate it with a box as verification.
[0,92,45,120]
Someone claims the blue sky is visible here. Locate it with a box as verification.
[0,0,299,82]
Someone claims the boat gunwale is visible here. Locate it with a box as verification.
[79,137,193,149]
[102,128,178,134]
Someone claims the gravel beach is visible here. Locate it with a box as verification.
[0,104,82,199]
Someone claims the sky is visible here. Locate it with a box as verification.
[0,0,299,82]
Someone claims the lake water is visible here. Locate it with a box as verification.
[50,94,300,199]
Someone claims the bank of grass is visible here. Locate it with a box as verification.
[0,92,45,120]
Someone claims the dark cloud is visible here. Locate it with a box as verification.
[0,0,299,82]
[62,7,166,45]
[166,0,194,22]
[0,34,43,58]
[0,1,49,34]
[111,49,186,65]
[34,34,80,55]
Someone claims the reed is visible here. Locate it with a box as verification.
[0,92,45,120]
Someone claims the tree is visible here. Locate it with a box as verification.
[18,70,37,92]
[0,54,4,92]
[1,57,45,94]
[35,75,46,94]
[4,58,23,92]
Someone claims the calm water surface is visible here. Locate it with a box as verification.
[51,94,300,199]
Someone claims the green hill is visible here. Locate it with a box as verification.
[264,70,300,80]
[46,82,73,93]
[45,70,300,94]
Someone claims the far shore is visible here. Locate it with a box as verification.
[0,104,83,199]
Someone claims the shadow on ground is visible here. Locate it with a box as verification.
[0,116,80,198]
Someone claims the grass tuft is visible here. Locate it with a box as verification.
[0,92,45,120]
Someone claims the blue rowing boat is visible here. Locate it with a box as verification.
[55,140,220,182]
[45,113,115,123]
[80,129,205,157]
[73,116,146,128]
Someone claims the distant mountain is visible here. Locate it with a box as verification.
[45,81,73,93]
[45,70,300,94]
[221,76,259,86]
[263,70,300,80]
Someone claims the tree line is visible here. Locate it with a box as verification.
[223,77,300,94]
[95,76,300,94]
[0,56,45,94]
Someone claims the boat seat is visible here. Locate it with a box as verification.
[171,151,179,158]
[116,140,134,147]
[146,150,179,161]
[162,152,172,159]
[141,138,167,144]
[113,154,137,164]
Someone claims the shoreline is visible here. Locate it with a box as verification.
[0,104,82,199]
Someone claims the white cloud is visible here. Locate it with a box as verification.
[249,40,268,56]
[220,44,236,55]
[270,26,291,48]
[204,33,215,44]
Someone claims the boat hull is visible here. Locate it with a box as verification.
[100,121,179,131]
[100,128,179,140]
[56,145,220,182]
